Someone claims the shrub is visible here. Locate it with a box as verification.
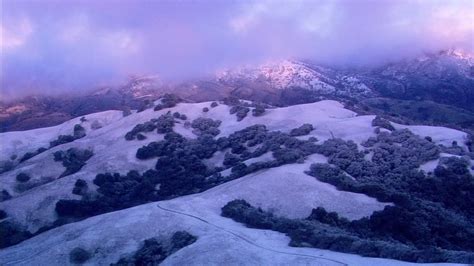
[53,148,94,178]
[202,107,209,112]
[155,113,175,134]
[191,118,221,136]
[0,190,12,202]
[211,102,218,108]
[112,231,197,265]
[222,96,241,106]
[169,231,198,253]
[252,105,266,117]
[290,124,314,136]
[49,125,87,148]
[73,124,86,139]
[372,116,395,131]
[136,133,147,140]
[0,160,14,174]
[0,210,6,219]
[125,113,175,140]
[72,179,88,196]
[230,106,250,121]
[16,173,31,183]
[69,247,91,264]
[0,220,32,248]
[49,135,76,148]
[223,152,240,167]
[154,94,181,111]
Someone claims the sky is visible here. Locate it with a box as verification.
[1,0,473,99]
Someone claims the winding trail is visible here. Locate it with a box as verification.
[156,203,348,266]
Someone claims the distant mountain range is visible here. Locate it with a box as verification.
[1,49,473,132]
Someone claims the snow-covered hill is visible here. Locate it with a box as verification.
[217,60,337,93]
[0,99,472,265]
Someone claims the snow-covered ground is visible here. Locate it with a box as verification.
[0,157,456,266]
[0,99,470,265]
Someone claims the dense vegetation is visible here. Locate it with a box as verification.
[125,113,176,140]
[221,200,474,263]
[289,123,314,136]
[218,128,474,263]
[53,148,94,178]
[112,231,197,265]
[361,97,474,131]
[55,123,322,220]
[49,124,86,148]
[16,123,87,165]
[153,94,182,111]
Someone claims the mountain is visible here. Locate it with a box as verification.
[1,50,473,133]
[356,49,474,111]
[1,97,474,264]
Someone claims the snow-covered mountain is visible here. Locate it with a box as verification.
[217,60,337,93]
[2,50,473,133]
[1,97,473,265]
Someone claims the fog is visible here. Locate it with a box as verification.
[1,0,473,99]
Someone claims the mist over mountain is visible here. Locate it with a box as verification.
[1,0,473,99]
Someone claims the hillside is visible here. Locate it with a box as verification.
[1,98,474,264]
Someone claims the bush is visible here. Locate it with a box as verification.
[0,190,12,202]
[202,107,209,112]
[0,220,32,248]
[113,231,197,265]
[169,231,198,253]
[290,124,314,136]
[372,116,395,131]
[69,247,91,264]
[0,210,7,219]
[53,148,94,177]
[125,113,175,140]
[211,102,218,108]
[73,124,86,139]
[16,173,31,183]
[191,118,221,136]
[252,105,265,117]
[154,94,181,111]
[156,113,175,134]
[223,152,240,167]
[72,179,88,196]
[49,135,76,148]
[136,133,147,140]
[49,125,86,148]
[230,106,250,121]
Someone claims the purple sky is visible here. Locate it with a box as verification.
[1,0,473,98]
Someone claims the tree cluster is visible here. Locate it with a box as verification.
[112,231,197,265]
[289,123,314,137]
[153,94,181,111]
[221,199,474,263]
[53,148,94,178]
[125,113,176,140]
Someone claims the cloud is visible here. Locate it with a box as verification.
[1,0,473,99]
[0,16,33,50]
